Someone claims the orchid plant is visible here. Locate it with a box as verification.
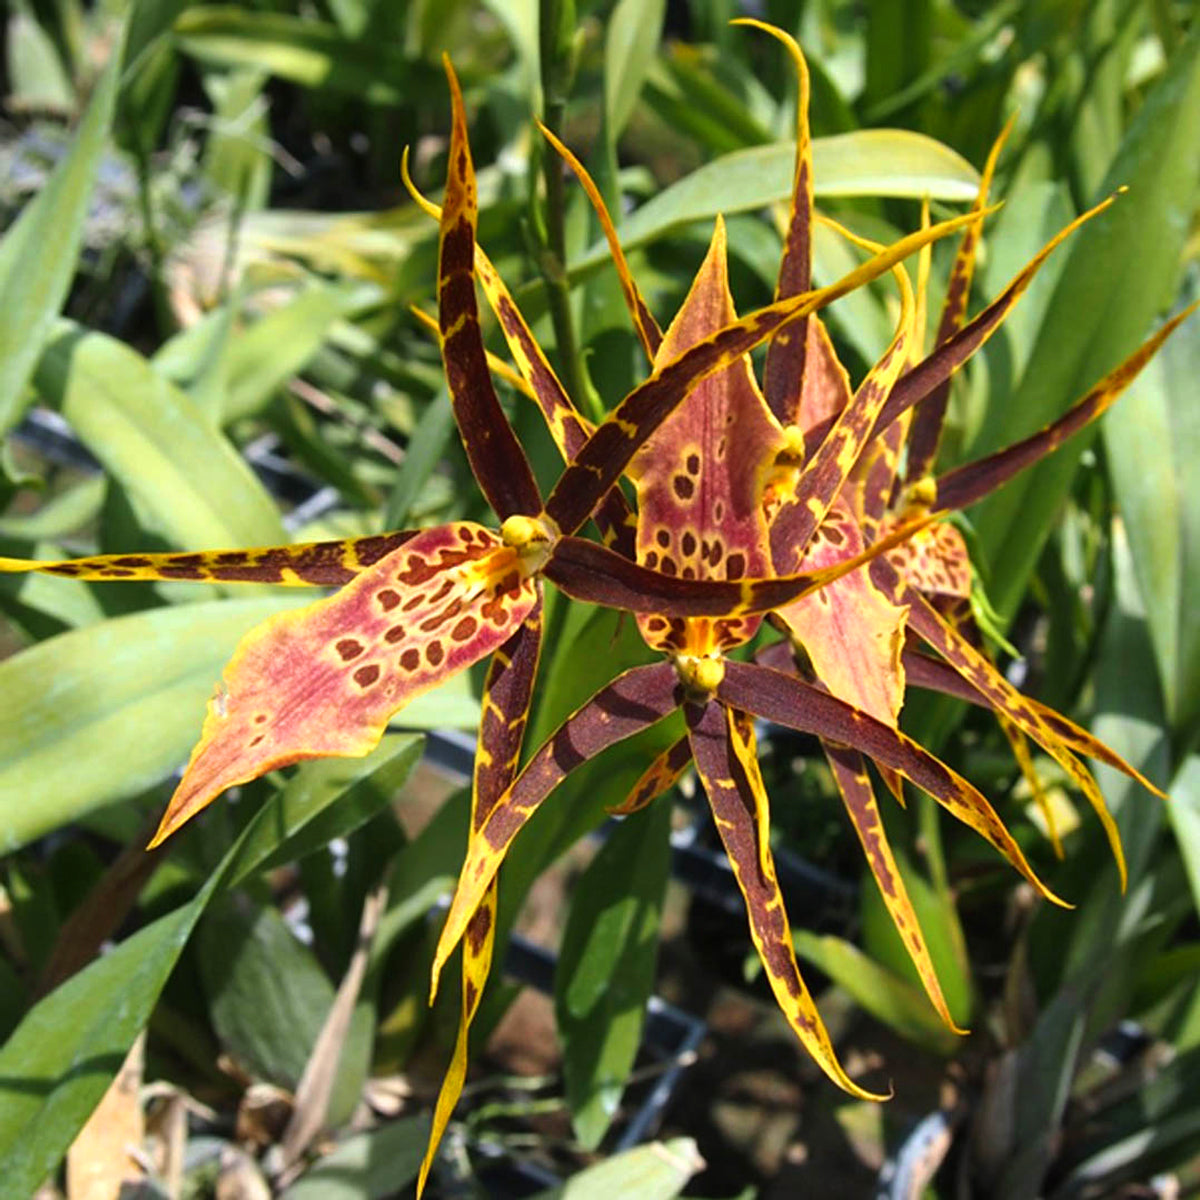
[1,17,1194,1191]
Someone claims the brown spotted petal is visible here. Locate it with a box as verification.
[882,567,1128,887]
[543,206,991,539]
[430,662,681,996]
[930,300,1200,516]
[686,701,886,1099]
[901,645,1164,799]
[418,601,544,1197]
[627,216,785,655]
[715,660,1066,905]
[437,58,542,521]
[822,740,964,1031]
[881,521,971,599]
[0,534,415,588]
[609,735,693,816]
[772,500,909,729]
[149,523,538,846]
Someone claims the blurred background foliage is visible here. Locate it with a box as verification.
[0,0,1199,1196]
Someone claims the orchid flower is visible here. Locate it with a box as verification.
[422,18,1194,1147]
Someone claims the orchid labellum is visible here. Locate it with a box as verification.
[1,20,1195,1193]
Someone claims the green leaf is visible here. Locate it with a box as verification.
[604,0,666,140]
[34,321,287,551]
[1105,318,1200,741]
[0,715,404,1194]
[0,36,120,435]
[557,799,672,1150]
[0,878,220,1196]
[283,1114,430,1199]
[570,130,980,279]
[227,733,423,887]
[174,7,434,104]
[531,1138,704,1200]
[792,932,959,1055]
[0,594,309,851]
[384,388,456,529]
[0,477,106,542]
[969,24,1200,620]
[197,892,336,1089]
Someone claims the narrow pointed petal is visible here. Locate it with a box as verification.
[418,602,544,1196]
[882,521,972,599]
[931,300,1200,514]
[893,575,1126,887]
[0,534,414,588]
[997,714,1065,859]
[687,701,886,1099]
[859,192,1122,444]
[410,303,537,401]
[773,501,909,728]
[628,217,785,655]
[430,662,680,996]
[544,512,936,620]
[150,523,538,845]
[900,646,1164,798]
[404,150,635,555]
[543,206,992,538]
[438,58,542,520]
[823,741,964,1031]
[905,116,1014,483]
[732,20,814,424]
[715,660,1065,905]
[609,735,692,815]
[774,216,915,560]
[537,123,663,362]
[797,317,853,443]
[846,199,932,534]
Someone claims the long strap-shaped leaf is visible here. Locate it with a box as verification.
[543,207,990,538]
[687,701,885,1099]
[714,660,1064,905]
[903,116,1014,484]
[881,566,1128,886]
[437,57,541,521]
[901,646,1161,795]
[822,739,963,1030]
[930,300,1199,514]
[430,662,680,997]
[417,599,544,1197]
[0,533,415,586]
[733,20,814,425]
[149,523,538,844]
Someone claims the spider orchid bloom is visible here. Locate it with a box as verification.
[0,58,967,851]
[426,15,1195,1123]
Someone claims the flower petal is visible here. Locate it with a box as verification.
[715,659,1066,905]
[0,534,414,587]
[430,662,680,998]
[437,57,541,520]
[418,601,544,1197]
[627,216,784,654]
[150,523,537,845]
[686,700,886,1099]
[543,206,992,538]
[932,300,1200,514]
[905,116,1014,482]
[823,740,965,1032]
[608,735,692,816]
